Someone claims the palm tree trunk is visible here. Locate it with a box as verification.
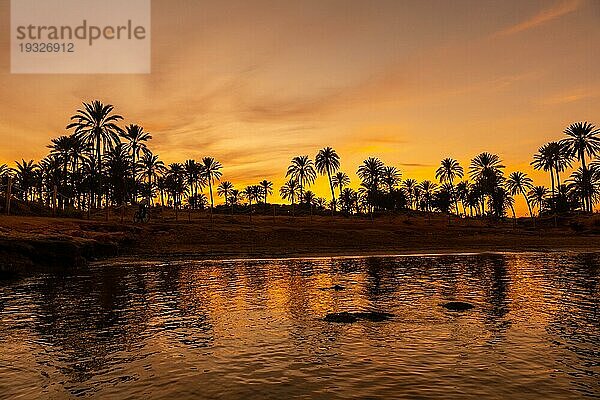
[208,180,214,212]
[550,169,556,213]
[326,167,335,213]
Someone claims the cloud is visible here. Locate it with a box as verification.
[494,0,583,37]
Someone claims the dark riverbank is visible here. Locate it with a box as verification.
[2,212,600,272]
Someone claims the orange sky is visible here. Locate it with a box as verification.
[1,0,599,215]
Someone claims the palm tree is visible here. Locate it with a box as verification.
[470,152,504,214]
[402,179,418,209]
[279,178,301,215]
[382,166,401,193]
[67,100,123,207]
[48,135,75,208]
[567,167,600,211]
[357,157,384,188]
[339,187,357,214]
[436,158,463,215]
[259,180,273,204]
[332,172,350,197]
[455,181,470,216]
[184,160,204,207]
[531,142,567,212]
[561,122,600,211]
[217,181,234,207]
[242,185,261,218]
[140,151,165,204]
[121,124,151,202]
[286,156,316,202]
[418,180,438,212]
[505,171,534,219]
[315,147,341,210]
[200,157,222,211]
[13,159,37,202]
[528,186,548,216]
[229,189,241,211]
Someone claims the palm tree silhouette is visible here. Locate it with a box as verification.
[357,157,384,188]
[561,122,600,211]
[506,171,534,219]
[286,156,316,202]
[200,157,222,211]
[531,142,566,212]
[259,180,273,204]
[140,151,165,205]
[13,159,37,202]
[402,179,417,209]
[242,185,261,219]
[418,180,437,212]
[567,167,600,210]
[279,178,300,215]
[229,189,241,211]
[67,100,123,207]
[315,147,340,211]
[436,158,464,215]
[332,171,350,198]
[217,181,234,211]
[382,166,401,193]
[121,124,151,203]
[470,152,504,214]
[455,181,470,216]
[528,186,548,216]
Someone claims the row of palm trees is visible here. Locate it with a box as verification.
[1,100,599,219]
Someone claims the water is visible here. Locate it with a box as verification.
[0,252,599,399]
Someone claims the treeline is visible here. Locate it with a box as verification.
[1,100,599,218]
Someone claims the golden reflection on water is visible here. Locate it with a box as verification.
[0,253,599,398]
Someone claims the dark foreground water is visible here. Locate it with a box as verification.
[0,253,599,399]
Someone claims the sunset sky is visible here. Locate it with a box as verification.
[1,0,599,214]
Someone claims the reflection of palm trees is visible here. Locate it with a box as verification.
[436,158,463,215]
[286,156,316,202]
[315,147,340,210]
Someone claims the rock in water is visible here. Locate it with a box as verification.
[324,312,358,323]
[442,301,474,311]
[324,311,394,323]
[319,284,346,291]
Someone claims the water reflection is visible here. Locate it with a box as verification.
[0,253,599,398]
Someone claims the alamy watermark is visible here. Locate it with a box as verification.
[11,0,151,74]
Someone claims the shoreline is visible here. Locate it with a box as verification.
[102,247,600,266]
[2,213,600,271]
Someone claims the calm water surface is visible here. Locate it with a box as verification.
[1,252,599,399]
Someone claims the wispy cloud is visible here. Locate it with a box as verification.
[494,0,583,37]
[539,87,600,105]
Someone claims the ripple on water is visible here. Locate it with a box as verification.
[0,252,599,399]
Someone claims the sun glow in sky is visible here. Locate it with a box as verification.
[1,0,599,214]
